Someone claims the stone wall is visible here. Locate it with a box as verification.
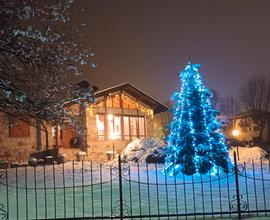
[86,140,130,161]
[0,113,53,163]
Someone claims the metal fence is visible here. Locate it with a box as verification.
[0,152,270,220]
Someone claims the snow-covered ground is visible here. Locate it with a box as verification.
[0,140,270,219]
[1,159,270,219]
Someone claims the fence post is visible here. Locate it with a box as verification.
[118,154,124,220]
[234,151,242,219]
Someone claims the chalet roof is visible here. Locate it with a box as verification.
[95,82,168,114]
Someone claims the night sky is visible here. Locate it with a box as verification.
[74,0,270,103]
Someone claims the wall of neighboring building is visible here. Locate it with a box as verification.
[224,117,269,142]
[0,113,53,163]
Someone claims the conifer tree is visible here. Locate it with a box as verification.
[165,62,230,175]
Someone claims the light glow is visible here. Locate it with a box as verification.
[165,62,231,176]
[107,114,113,121]
[109,132,117,140]
[232,129,240,137]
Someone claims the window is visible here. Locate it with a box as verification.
[107,114,121,140]
[123,116,130,140]
[130,117,137,139]
[96,114,146,141]
[139,117,145,136]
[9,119,30,138]
[96,115,105,140]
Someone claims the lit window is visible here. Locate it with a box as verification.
[107,114,121,140]
[139,117,145,136]
[130,117,137,138]
[96,114,146,141]
[96,115,105,140]
[114,116,121,138]
[123,116,130,140]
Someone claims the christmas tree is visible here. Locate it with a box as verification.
[165,62,230,176]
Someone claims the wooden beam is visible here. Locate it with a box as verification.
[120,91,124,141]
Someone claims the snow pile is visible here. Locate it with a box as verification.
[122,138,269,164]
[229,146,268,163]
[122,138,166,163]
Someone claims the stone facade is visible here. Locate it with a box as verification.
[0,113,53,162]
[84,104,156,161]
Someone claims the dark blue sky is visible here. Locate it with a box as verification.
[74,0,270,103]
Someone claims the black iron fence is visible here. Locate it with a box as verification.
[0,152,270,220]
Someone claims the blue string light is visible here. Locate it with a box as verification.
[165,62,231,176]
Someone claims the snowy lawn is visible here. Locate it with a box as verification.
[1,160,270,219]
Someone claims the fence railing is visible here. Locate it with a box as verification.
[0,151,270,219]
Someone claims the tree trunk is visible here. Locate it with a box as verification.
[36,118,42,151]
[45,128,49,151]
[55,126,59,149]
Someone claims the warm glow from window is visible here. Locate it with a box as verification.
[107,114,113,121]
[123,116,130,140]
[107,114,121,140]
[96,115,105,140]
[110,132,117,140]
[139,117,145,136]
[130,117,137,138]
[96,114,145,141]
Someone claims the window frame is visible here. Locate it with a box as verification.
[96,113,146,141]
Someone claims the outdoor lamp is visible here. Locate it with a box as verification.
[232,129,240,137]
